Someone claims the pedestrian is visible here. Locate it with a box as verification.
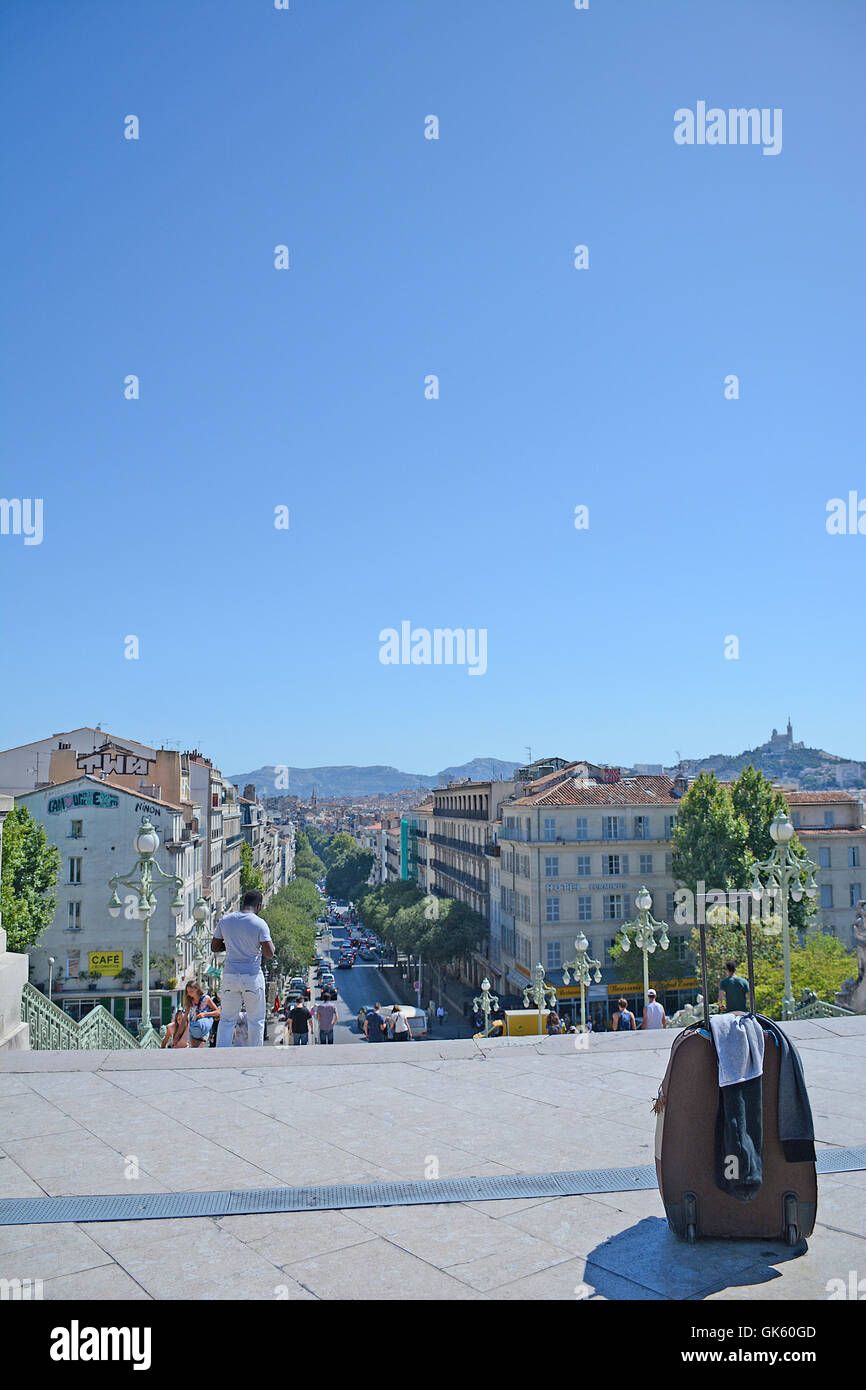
[612,997,636,1032]
[161,1008,189,1048]
[718,960,751,1014]
[546,1009,562,1036]
[233,1007,249,1046]
[211,889,276,1048]
[208,993,221,1047]
[314,997,338,1044]
[389,1004,410,1041]
[364,1003,388,1042]
[183,981,219,1048]
[641,988,668,1030]
[288,998,313,1045]
[436,1004,445,1027]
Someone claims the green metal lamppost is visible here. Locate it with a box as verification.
[562,932,602,1033]
[523,962,557,1036]
[747,811,818,1020]
[173,897,211,984]
[473,977,500,1036]
[107,819,184,1040]
[615,886,670,1018]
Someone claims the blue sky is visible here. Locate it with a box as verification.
[2,0,864,777]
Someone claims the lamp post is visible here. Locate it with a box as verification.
[173,896,211,985]
[473,976,500,1036]
[562,932,602,1033]
[747,811,818,1020]
[107,819,184,1039]
[616,886,670,1019]
[47,956,56,1005]
[523,962,557,1036]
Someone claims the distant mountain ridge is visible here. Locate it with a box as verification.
[228,757,521,799]
[675,723,864,791]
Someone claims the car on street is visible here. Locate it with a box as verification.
[318,981,338,1001]
[336,954,353,969]
[288,976,310,1000]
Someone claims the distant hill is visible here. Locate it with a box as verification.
[676,724,864,791]
[228,757,520,800]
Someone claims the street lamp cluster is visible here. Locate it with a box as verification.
[748,811,819,1019]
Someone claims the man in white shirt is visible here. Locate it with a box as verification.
[211,890,275,1047]
[641,988,667,1030]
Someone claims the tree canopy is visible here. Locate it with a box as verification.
[0,805,60,953]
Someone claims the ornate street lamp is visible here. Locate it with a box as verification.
[523,962,557,1036]
[615,886,670,1019]
[562,932,602,1033]
[747,811,818,1020]
[107,819,184,1040]
[173,897,212,984]
[473,976,500,1036]
[47,956,56,1005]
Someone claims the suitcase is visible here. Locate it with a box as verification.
[654,914,817,1244]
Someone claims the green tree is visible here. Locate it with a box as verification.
[263,879,321,975]
[671,771,749,895]
[293,831,325,884]
[239,839,266,895]
[729,765,813,933]
[753,932,856,1017]
[0,805,61,952]
[326,846,375,902]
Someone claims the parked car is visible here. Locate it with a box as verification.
[288,976,310,1000]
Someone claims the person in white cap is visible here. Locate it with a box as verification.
[641,988,667,1030]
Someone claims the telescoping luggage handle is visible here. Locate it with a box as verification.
[700,892,757,1026]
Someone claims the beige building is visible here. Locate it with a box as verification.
[785,790,866,946]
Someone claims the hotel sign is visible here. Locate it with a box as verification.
[546,881,622,892]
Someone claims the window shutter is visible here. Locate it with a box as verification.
[622,854,629,875]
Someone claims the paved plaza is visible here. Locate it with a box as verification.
[1,1017,864,1301]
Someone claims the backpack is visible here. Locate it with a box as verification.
[618,1009,635,1031]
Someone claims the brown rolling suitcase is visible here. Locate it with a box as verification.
[654,916,817,1244]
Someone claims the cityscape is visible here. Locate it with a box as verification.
[1,0,864,1336]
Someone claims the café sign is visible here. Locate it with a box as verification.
[88,951,123,975]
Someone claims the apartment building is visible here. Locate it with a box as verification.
[427,780,519,929]
[401,803,433,892]
[492,766,694,1022]
[17,775,203,1030]
[785,790,866,945]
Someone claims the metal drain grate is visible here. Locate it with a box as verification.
[0,1146,860,1226]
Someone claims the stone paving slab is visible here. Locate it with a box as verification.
[1,1018,864,1301]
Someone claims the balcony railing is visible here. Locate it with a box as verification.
[431,832,489,858]
[433,807,488,821]
[431,858,487,895]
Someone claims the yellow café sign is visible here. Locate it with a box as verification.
[608,978,697,996]
[88,951,123,976]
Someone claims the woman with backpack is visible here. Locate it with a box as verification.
[612,997,636,1032]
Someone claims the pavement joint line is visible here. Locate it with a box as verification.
[1,1146,863,1227]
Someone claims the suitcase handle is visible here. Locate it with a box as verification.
[699,920,710,1026]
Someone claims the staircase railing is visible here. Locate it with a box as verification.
[22,983,163,1050]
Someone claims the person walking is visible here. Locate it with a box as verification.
[288,998,313,1045]
[161,1008,189,1048]
[612,997,636,1032]
[641,988,668,1030]
[314,997,338,1044]
[183,981,219,1048]
[211,890,275,1048]
[389,1004,410,1041]
[364,1003,387,1042]
[718,961,751,1013]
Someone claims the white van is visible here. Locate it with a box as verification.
[358,1003,428,1038]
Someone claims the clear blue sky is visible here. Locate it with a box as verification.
[2,0,864,777]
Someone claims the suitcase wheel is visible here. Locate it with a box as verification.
[785,1223,799,1247]
[783,1193,801,1247]
[685,1222,696,1244]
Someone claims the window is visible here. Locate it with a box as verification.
[824,810,835,827]
[575,817,588,841]
[65,950,80,980]
[669,934,690,962]
[578,894,592,922]
[818,847,831,869]
[70,820,83,839]
[820,884,833,910]
[543,817,557,841]
[849,847,861,868]
[639,853,653,875]
[666,891,676,919]
[634,815,648,840]
[545,855,559,878]
[664,815,676,838]
[603,894,625,921]
[68,857,82,884]
[576,855,591,876]
[603,816,620,840]
[850,884,862,908]
[545,896,560,923]
[665,852,672,872]
[546,940,562,969]
[604,855,621,875]
[67,901,81,931]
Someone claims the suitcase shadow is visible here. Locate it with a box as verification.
[584,1216,808,1301]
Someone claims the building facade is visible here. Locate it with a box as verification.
[785,790,866,945]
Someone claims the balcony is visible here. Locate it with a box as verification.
[431,832,489,858]
[431,858,487,895]
[485,844,500,857]
[433,807,487,821]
